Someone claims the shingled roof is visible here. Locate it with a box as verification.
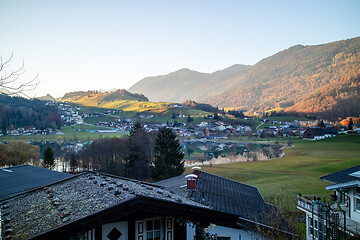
[0,165,72,201]
[157,171,289,231]
[321,164,360,184]
[1,171,225,239]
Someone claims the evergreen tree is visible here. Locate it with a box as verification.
[126,122,152,180]
[317,120,326,128]
[348,118,354,130]
[151,128,184,181]
[129,122,143,137]
[43,145,55,169]
[187,114,193,123]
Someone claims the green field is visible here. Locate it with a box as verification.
[190,135,360,211]
[0,125,127,142]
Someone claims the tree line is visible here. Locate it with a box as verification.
[0,95,61,134]
[66,123,184,181]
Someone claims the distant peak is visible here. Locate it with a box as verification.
[177,68,192,72]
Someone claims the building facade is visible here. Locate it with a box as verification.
[297,165,360,240]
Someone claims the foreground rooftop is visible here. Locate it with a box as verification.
[1,172,206,239]
[0,165,72,201]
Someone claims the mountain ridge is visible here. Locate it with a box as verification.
[129,64,250,102]
[129,37,360,119]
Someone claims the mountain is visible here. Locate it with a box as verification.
[129,37,360,119]
[35,94,55,101]
[207,37,360,118]
[128,64,250,102]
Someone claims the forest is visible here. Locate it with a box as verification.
[206,37,360,120]
[0,95,62,133]
[182,100,219,113]
[66,124,184,182]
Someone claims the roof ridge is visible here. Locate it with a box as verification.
[88,171,164,189]
[321,164,360,180]
[0,164,32,170]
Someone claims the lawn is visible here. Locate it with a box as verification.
[190,134,360,211]
[0,125,127,142]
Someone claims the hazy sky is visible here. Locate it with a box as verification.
[1,0,359,98]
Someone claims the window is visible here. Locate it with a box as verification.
[136,218,173,240]
[355,197,360,211]
[309,217,313,235]
[146,219,160,240]
[308,217,327,240]
[308,217,316,237]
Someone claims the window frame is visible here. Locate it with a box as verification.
[354,195,360,212]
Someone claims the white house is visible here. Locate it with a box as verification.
[297,165,360,239]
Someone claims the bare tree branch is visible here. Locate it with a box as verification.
[0,53,39,97]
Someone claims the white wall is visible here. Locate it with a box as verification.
[102,221,128,240]
[348,189,360,222]
[186,223,265,240]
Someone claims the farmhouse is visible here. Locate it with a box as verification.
[0,167,292,239]
[302,127,338,140]
[297,165,360,239]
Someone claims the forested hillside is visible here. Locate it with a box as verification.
[129,37,360,119]
[0,95,61,133]
[61,89,149,104]
[207,37,360,119]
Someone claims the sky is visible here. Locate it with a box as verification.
[0,0,359,98]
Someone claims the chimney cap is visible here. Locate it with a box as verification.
[185,174,198,179]
[191,166,201,170]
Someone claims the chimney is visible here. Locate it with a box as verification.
[192,166,201,179]
[185,174,198,190]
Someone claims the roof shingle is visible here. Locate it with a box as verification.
[0,165,72,200]
[157,171,284,228]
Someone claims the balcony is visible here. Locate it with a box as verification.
[297,195,360,236]
[296,195,325,214]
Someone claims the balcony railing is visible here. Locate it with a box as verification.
[297,195,324,213]
[297,195,360,236]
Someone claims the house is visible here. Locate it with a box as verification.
[302,127,326,140]
[297,165,360,239]
[158,169,292,239]
[0,165,72,201]
[302,127,337,140]
[0,167,292,240]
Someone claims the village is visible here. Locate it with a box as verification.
[1,100,358,142]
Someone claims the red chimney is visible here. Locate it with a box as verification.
[185,174,198,190]
[192,166,201,178]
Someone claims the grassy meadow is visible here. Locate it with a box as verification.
[0,125,127,142]
[189,134,360,211]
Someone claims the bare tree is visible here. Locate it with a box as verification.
[0,53,39,97]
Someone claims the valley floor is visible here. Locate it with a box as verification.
[189,134,360,212]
